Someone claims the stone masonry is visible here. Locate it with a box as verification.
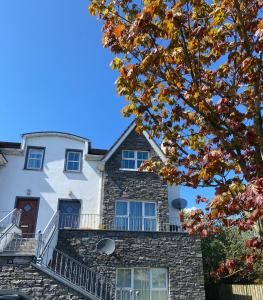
[103,128,169,225]
[57,229,206,300]
[0,262,86,299]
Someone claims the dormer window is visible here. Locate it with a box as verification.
[25,147,45,170]
[65,149,82,172]
[121,150,149,170]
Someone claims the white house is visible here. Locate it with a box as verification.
[0,132,105,232]
[0,123,180,235]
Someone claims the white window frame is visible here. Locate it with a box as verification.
[121,150,149,171]
[65,150,82,172]
[115,200,157,231]
[116,268,168,300]
[25,147,45,170]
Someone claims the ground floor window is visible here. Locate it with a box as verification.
[116,268,168,300]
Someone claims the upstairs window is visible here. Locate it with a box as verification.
[65,150,82,172]
[115,201,157,231]
[121,150,149,170]
[25,147,45,170]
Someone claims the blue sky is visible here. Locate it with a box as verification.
[0,0,214,208]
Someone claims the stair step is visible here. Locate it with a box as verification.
[1,237,36,255]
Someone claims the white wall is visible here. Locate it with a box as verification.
[168,185,181,225]
[0,134,102,231]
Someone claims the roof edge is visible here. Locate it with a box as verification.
[21,131,89,142]
[101,121,166,163]
[0,141,21,149]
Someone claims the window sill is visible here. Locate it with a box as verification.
[119,168,152,173]
[119,168,139,172]
[23,168,43,171]
[63,170,82,174]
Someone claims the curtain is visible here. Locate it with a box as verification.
[130,202,142,230]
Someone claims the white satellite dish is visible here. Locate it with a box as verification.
[96,238,116,255]
[171,198,187,210]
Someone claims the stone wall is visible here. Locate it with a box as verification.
[103,129,169,225]
[57,229,206,300]
[0,258,85,300]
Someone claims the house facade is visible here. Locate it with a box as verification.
[0,122,205,300]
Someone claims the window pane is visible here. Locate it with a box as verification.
[115,217,128,230]
[137,160,144,168]
[130,202,142,217]
[144,219,156,231]
[67,161,80,171]
[116,202,128,215]
[30,152,42,159]
[66,151,81,171]
[151,290,168,300]
[122,159,135,169]
[28,158,41,169]
[27,148,43,169]
[68,151,80,162]
[128,160,135,169]
[130,202,143,230]
[134,269,150,290]
[117,269,132,288]
[144,203,156,217]
[68,152,78,161]
[151,269,167,288]
[116,290,132,300]
[137,152,148,160]
[123,151,135,159]
[129,217,143,231]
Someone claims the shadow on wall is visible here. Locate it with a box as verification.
[63,171,88,181]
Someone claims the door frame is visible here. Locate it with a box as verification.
[57,198,82,212]
[14,196,40,234]
[57,199,82,229]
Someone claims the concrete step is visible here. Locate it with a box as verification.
[1,238,36,256]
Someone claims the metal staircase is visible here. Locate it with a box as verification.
[34,247,114,300]
[0,210,115,300]
[35,212,114,300]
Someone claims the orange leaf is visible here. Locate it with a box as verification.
[114,24,125,38]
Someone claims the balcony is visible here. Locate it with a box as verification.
[58,214,184,233]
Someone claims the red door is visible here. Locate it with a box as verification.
[16,198,39,237]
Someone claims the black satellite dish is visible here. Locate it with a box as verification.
[171,198,187,210]
[96,239,116,255]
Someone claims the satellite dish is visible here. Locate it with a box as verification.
[96,238,116,255]
[171,198,187,210]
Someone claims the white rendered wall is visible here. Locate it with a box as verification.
[0,135,102,231]
[168,185,180,225]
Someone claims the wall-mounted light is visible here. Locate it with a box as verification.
[26,189,31,196]
[68,191,73,197]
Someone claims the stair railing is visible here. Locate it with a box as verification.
[36,210,59,258]
[39,245,114,300]
[0,209,22,234]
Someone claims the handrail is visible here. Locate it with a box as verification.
[36,211,59,257]
[42,211,59,243]
[38,245,114,300]
[0,209,21,233]
[58,213,184,233]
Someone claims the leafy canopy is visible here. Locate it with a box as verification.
[89,0,263,277]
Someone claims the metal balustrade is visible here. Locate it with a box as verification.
[39,245,114,300]
[0,209,22,233]
[42,211,59,243]
[58,213,184,233]
[0,232,37,254]
[116,289,168,300]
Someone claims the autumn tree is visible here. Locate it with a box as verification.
[202,228,263,283]
[88,0,263,277]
